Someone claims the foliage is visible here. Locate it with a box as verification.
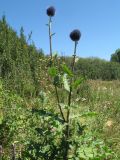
[111,48,120,63]
[0,16,44,97]
[0,78,118,159]
[0,80,33,159]
[75,57,120,80]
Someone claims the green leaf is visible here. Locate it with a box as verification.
[70,112,97,119]
[81,147,94,158]
[72,77,84,89]
[80,112,97,117]
[48,67,58,77]
[63,74,70,92]
[61,64,73,76]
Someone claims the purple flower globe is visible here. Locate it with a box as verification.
[46,6,55,17]
[70,29,81,41]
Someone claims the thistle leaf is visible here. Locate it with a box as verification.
[72,77,84,89]
[63,74,70,92]
[48,67,58,77]
[61,64,73,76]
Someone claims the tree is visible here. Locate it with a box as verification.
[110,49,120,63]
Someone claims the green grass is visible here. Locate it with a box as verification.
[1,80,120,159]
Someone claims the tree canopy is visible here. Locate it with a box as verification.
[110,48,120,63]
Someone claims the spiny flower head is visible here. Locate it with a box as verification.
[46,6,55,17]
[70,29,81,41]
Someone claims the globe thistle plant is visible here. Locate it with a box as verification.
[63,29,81,160]
[46,6,82,160]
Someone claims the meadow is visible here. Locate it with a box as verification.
[79,80,120,159]
[1,79,120,159]
[0,6,120,159]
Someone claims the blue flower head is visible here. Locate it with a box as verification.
[46,6,55,17]
[70,29,81,41]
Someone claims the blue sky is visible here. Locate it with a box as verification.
[0,0,120,60]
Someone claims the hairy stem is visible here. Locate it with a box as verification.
[48,17,52,60]
[64,41,77,160]
[48,17,65,122]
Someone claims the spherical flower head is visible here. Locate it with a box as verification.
[70,29,81,41]
[46,6,55,17]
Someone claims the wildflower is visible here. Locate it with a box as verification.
[105,120,113,127]
[70,29,81,41]
[46,6,55,17]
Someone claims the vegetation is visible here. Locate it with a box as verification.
[0,16,44,96]
[0,6,120,160]
[76,57,120,80]
[111,49,120,63]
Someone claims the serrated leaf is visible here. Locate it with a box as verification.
[48,67,58,77]
[61,64,73,76]
[63,74,70,92]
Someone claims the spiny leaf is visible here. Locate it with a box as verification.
[61,64,73,76]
